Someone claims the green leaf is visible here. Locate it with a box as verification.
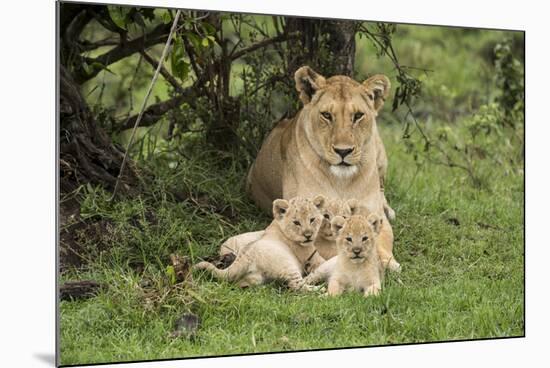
[81,61,91,75]
[161,11,172,24]
[107,6,130,30]
[171,36,190,81]
[201,37,210,48]
[186,32,201,50]
[201,22,217,35]
[166,265,176,285]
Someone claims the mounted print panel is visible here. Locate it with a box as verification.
[57,1,525,366]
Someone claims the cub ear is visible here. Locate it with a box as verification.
[312,195,326,210]
[294,66,326,104]
[272,199,289,220]
[367,213,383,235]
[346,199,359,215]
[363,74,391,111]
[331,216,346,235]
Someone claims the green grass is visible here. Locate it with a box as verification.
[59,123,524,365]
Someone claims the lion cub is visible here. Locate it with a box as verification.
[219,198,356,264]
[305,214,384,297]
[315,198,357,260]
[194,196,326,290]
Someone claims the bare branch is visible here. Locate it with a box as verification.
[140,51,186,94]
[117,82,200,132]
[230,32,299,60]
[75,23,172,83]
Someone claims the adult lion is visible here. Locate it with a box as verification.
[246,66,400,271]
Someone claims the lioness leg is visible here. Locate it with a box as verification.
[377,219,401,272]
[382,193,396,222]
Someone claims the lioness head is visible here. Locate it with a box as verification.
[272,196,324,246]
[294,66,391,178]
[318,198,358,240]
[331,214,382,263]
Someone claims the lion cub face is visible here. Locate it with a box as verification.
[272,196,324,246]
[331,214,382,263]
[318,198,358,240]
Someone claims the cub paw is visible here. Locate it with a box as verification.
[364,285,381,297]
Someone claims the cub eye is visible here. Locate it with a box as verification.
[346,237,352,242]
[310,218,315,224]
[353,112,364,122]
[368,94,374,101]
[323,214,330,220]
[293,220,301,226]
[321,112,332,121]
[362,236,369,242]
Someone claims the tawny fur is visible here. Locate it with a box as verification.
[194,196,326,289]
[246,66,399,271]
[219,197,357,262]
[305,214,384,297]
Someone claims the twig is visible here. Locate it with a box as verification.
[110,10,182,201]
[230,32,299,60]
[78,23,171,83]
[140,50,185,94]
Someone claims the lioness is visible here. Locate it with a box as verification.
[194,196,326,289]
[246,66,399,271]
[305,214,384,297]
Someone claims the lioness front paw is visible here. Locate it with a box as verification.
[384,204,396,222]
[387,259,401,273]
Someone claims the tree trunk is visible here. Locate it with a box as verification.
[285,17,357,77]
[59,65,140,195]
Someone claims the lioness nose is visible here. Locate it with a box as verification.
[333,146,354,159]
[352,247,361,254]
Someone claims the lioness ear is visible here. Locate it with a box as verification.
[346,199,359,215]
[367,213,383,235]
[331,216,346,235]
[312,195,326,210]
[363,74,391,111]
[272,199,289,220]
[295,66,326,104]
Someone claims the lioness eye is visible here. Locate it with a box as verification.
[346,237,352,242]
[310,218,315,224]
[293,220,301,226]
[362,236,368,242]
[321,112,332,121]
[323,214,330,219]
[353,112,364,122]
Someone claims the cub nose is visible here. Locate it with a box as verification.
[303,230,313,239]
[333,146,354,159]
[352,247,362,254]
